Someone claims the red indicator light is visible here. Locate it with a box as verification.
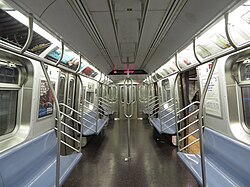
[114,70,117,74]
[123,70,134,74]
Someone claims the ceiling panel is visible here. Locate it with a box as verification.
[148,0,172,11]
[145,0,236,73]
[40,0,112,73]
[12,0,54,17]
[135,11,166,65]
[117,19,139,43]
[84,0,109,12]
[91,12,120,58]
[115,0,141,12]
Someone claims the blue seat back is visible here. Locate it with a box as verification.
[0,130,57,187]
[83,110,97,125]
[204,128,250,186]
[161,109,175,125]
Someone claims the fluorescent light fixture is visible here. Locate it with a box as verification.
[5,10,61,47]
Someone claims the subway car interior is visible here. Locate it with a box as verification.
[1,0,250,186]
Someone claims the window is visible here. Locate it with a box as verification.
[0,65,19,84]
[58,76,66,104]
[0,90,18,136]
[0,64,19,137]
[68,79,75,108]
[162,79,171,102]
[241,87,250,130]
[109,86,117,102]
[139,85,147,102]
[86,92,94,103]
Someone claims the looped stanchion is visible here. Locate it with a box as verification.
[123,76,133,162]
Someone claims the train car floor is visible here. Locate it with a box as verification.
[63,119,198,187]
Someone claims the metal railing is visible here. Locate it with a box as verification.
[83,99,109,119]
[148,97,160,118]
[55,103,83,153]
[99,96,112,114]
[158,98,176,132]
[176,101,203,152]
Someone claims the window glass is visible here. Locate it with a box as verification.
[68,79,75,108]
[162,79,171,102]
[0,90,18,136]
[109,86,117,102]
[139,85,147,101]
[58,76,66,103]
[240,63,250,81]
[86,92,94,103]
[121,87,124,103]
[241,87,250,130]
[0,65,19,84]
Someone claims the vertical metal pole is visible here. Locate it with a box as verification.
[40,62,61,187]
[124,65,133,162]
[158,81,163,132]
[173,73,180,151]
[147,78,150,115]
[96,82,100,133]
[78,76,84,152]
[198,59,217,187]
[127,112,131,161]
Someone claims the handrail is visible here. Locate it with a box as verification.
[55,41,64,67]
[124,77,134,118]
[55,117,81,134]
[159,98,174,107]
[75,54,82,73]
[176,101,200,114]
[198,59,218,187]
[59,103,97,133]
[99,98,111,106]
[40,62,61,187]
[54,127,80,144]
[61,102,97,121]
[99,96,110,103]
[60,140,80,153]
[21,15,33,54]
[178,118,199,133]
[147,98,159,106]
[98,100,111,109]
[148,96,158,102]
[177,109,199,123]
[123,76,134,162]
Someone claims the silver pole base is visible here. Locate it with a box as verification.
[124,157,131,162]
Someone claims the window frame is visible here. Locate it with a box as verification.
[0,63,21,141]
[237,62,250,134]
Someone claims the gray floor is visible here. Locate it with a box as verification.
[63,119,198,187]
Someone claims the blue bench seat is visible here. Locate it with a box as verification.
[82,117,109,136]
[178,128,250,187]
[0,130,82,187]
[149,109,176,135]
